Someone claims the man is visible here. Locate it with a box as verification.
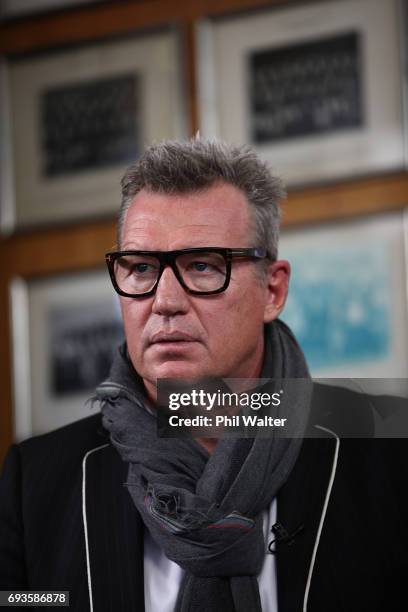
[0,138,407,612]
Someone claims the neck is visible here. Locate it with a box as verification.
[196,436,218,454]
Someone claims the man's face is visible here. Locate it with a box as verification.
[119,182,289,397]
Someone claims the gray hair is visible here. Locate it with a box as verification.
[118,138,285,260]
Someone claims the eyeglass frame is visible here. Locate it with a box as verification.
[105,247,271,297]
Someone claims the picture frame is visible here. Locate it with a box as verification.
[279,211,408,377]
[10,268,124,440]
[198,0,406,187]
[0,26,186,232]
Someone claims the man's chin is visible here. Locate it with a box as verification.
[152,361,204,380]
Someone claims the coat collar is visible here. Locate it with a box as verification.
[276,418,340,612]
[82,442,145,612]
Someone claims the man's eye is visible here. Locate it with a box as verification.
[133,263,154,274]
[193,261,210,272]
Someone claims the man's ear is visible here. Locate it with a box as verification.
[263,260,290,323]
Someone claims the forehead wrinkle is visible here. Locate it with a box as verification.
[174,222,221,230]
[124,219,231,239]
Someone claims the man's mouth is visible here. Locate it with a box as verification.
[150,331,198,345]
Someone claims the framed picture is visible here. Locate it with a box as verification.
[198,0,406,186]
[10,268,124,440]
[279,211,408,377]
[0,0,103,20]
[0,27,186,231]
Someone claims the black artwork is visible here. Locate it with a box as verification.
[249,31,363,143]
[41,73,139,177]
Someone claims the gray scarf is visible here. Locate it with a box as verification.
[99,320,311,612]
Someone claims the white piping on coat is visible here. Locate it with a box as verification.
[82,444,109,612]
[303,425,340,612]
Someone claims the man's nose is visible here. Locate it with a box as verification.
[151,266,190,316]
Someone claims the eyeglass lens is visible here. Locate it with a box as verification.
[113,251,227,294]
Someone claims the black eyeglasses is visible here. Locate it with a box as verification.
[105,247,270,297]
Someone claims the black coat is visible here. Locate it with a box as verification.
[0,383,407,611]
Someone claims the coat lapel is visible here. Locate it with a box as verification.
[276,432,339,612]
[83,443,145,612]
